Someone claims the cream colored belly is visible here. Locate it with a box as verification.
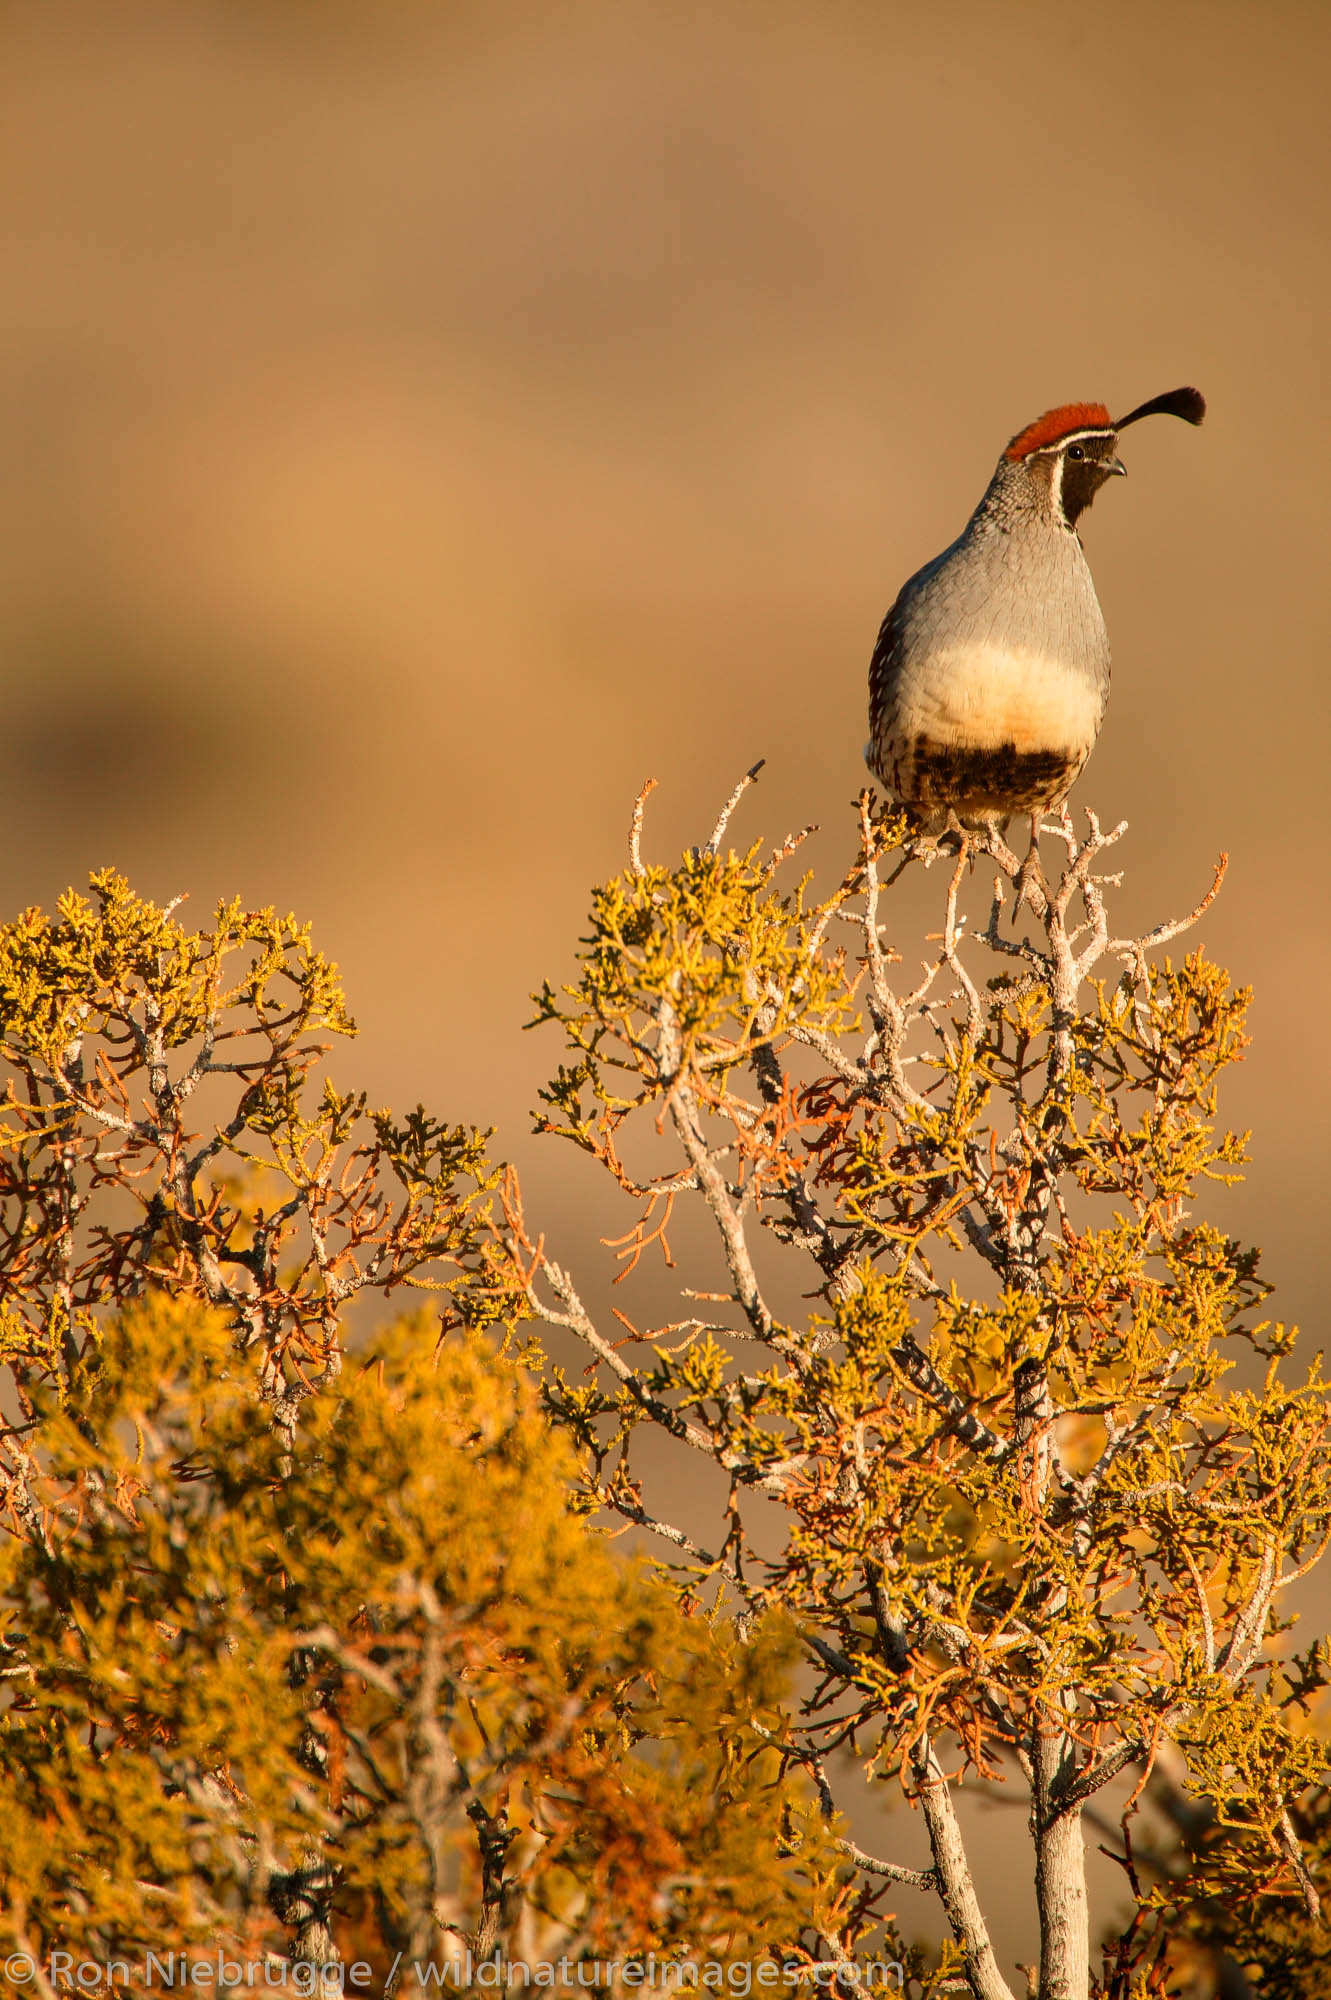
[893,641,1102,755]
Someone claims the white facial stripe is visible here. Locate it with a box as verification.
[1050,450,1067,526]
[1030,429,1116,457]
[1030,429,1115,528]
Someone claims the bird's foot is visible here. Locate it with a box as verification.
[1014,842,1048,916]
[940,811,976,866]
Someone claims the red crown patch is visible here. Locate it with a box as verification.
[1004,403,1114,461]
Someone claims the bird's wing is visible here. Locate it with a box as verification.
[867,591,906,764]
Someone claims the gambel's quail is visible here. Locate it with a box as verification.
[866,388,1205,856]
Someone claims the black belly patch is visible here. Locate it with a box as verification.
[908,736,1080,818]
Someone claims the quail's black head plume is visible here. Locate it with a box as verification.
[1114,385,1207,432]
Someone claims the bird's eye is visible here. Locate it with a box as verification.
[1067,445,1085,461]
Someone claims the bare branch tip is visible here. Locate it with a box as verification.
[769,824,818,869]
[705,760,767,857]
[628,778,659,878]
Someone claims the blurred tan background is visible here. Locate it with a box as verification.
[2,0,1328,1969]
